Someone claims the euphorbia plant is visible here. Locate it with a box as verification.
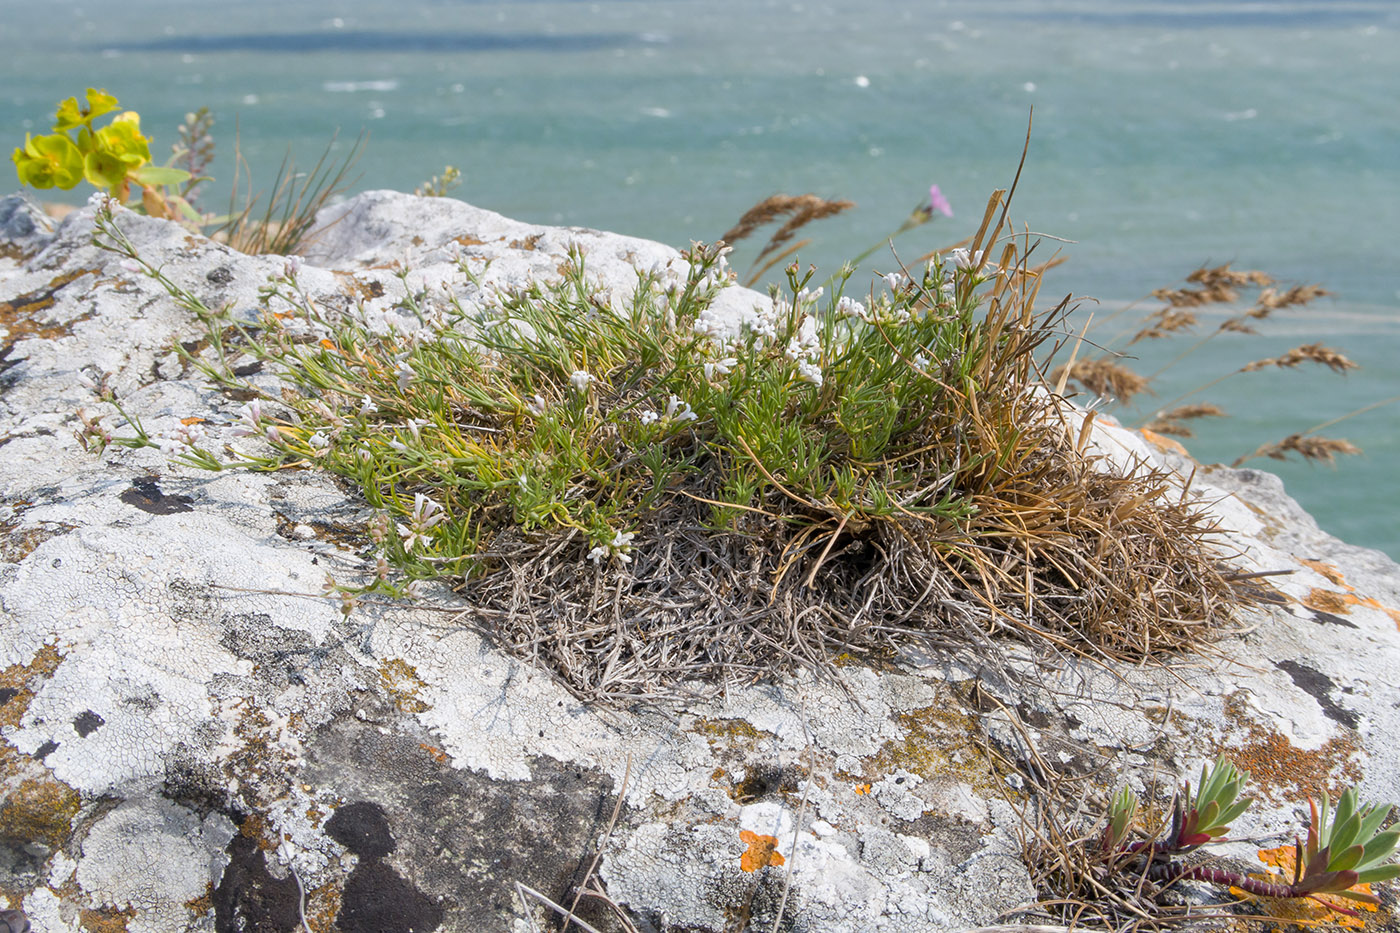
[1105,758,1400,915]
[12,87,194,219]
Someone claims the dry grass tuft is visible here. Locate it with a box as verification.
[1255,283,1330,311]
[719,194,855,259]
[1130,310,1199,344]
[1240,344,1358,374]
[1150,284,1239,308]
[1186,263,1273,289]
[1144,403,1227,438]
[1052,359,1152,404]
[1233,434,1362,468]
[719,193,855,286]
[460,189,1242,700]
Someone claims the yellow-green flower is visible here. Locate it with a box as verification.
[83,113,151,194]
[12,133,84,189]
[54,88,120,131]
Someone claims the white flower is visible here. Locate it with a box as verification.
[665,395,698,423]
[588,529,637,565]
[397,493,445,552]
[704,357,738,381]
[785,315,820,361]
[526,394,548,416]
[265,425,282,445]
[156,422,205,455]
[836,296,867,320]
[308,431,331,452]
[394,359,417,390]
[283,255,303,279]
[912,353,930,370]
[359,395,378,415]
[950,248,1000,277]
[884,272,909,292]
[796,286,824,307]
[639,409,659,425]
[232,400,263,436]
[388,439,409,451]
[570,370,594,392]
[405,418,428,441]
[796,359,824,386]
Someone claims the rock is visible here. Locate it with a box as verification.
[2,190,1399,932]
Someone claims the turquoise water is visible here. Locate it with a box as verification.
[5,0,1399,557]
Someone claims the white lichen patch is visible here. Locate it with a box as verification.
[74,798,234,932]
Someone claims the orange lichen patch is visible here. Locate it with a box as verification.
[852,783,871,795]
[419,743,449,765]
[738,829,785,872]
[1304,588,1355,615]
[1216,692,1361,804]
[1140,429,1189,456]
[0,518,75,566]
[237,811,278,851]
[0,268,100,344]
[509,233,543,251]
[1302,588,1400,628]
[337,274,385,300]
[0,773,82,849]
[184,884,215,918]
[377,659,430,714]
[1299,559,1347,587]
[452,234,486,247]
[1228,845,1384,931]
[79,904,137,933]
[0,643,65,729]
[305,878,343,933]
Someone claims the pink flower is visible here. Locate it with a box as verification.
[929,184,954,218]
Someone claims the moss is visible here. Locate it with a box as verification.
[692,718,765,743]
[377,659,430,714]
[854,698,1003,797]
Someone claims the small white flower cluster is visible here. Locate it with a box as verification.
[700,246,735,290]
[156,422,205,455]
[637,394,698,426]
[703,356,738,382]
[948,248,1001,278]
[526,394,548,416]
[397,493,445,552]
[570,370,594,392]
[649,259,685,295]
[588,529,636,565]
[231,399,263,437]
[784,315,824,386]
[836,295,868,321]
[394,358,417,390]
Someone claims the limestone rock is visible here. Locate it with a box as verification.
[1,190,1398,931]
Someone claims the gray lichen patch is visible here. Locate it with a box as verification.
[303,710,618,933]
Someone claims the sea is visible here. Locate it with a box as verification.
[4,0,1398,558]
